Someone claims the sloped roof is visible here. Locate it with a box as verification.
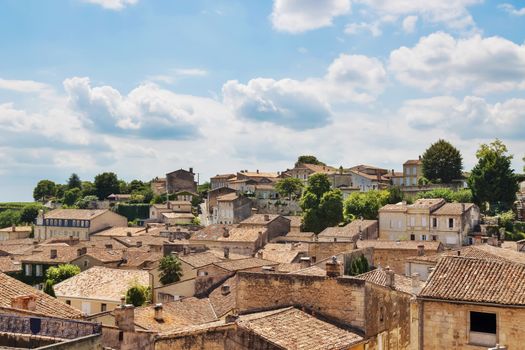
[208,276,237,317]
[213,257,278,272]
[419,256,525,305]
[356,268,421,295]
[432,203,475,215]
[0,272,83,319]
[357,240,442,251]
[318,220,377,239]
[43,209,108,220]
[54,266,149,302]
[0,257,21,273]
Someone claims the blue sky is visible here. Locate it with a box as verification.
[0,0,524,201]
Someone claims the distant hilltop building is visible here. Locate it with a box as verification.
[151,168,197,195]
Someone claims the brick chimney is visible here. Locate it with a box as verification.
[223,228,230,238]
[114,304,135,331]
[263,214,270,221]
[154,303,164,322]
[325,256,341,278]
[299,256,311,269]
[223,247,230,259]
[417,244,425,256]
[127,231,132,237]
[11,295,37,311]
[50,249,57,259]
[385,267,395,288]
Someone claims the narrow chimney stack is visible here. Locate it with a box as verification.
[114,304,135,331]
[385,267,395,288]
[154,303,164,322]
[223,247,230,259]
[223,228,230,238]
[417,244,425,256]
[264,214,270,221]
[11,225,16,232]
[127,231,132,237]
[326,256,341,278]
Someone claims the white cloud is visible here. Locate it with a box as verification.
[270,0,351,33]
[222,53,386,129]
[401,95,525,139]
[389,32,525,94]
[81,0,138,10]
[402,15,418,33]
[0,78,51,94]
[499,3,525,16]
[345,21,382,36]
[173,68,208,77]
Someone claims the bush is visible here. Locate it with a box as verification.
[125,284,150,307]
[45,264,81,285]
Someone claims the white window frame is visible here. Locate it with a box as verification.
[35,264,43,277]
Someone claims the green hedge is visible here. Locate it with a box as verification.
[113,203,150,221]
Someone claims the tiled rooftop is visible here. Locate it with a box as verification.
[356,268,421,295]
[239,214,283,225]
[318,220,377,239]
[419,256,525,305]
[0,256,21,273]
[432,202,475,215]
[0,272,83,319]
[357,240,442,251]
[43,209,108,220]
[257,243,305,264]
[178,251,225,268]
[54,266,149,302]
[208,276,237,317]
[213,257,278,272]
[91,227,146,237]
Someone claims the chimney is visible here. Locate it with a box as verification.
[223,247,230,259]
[256,250,263,259]
[127,231,132,237]
[385,267,395,288]
[251,208,258,216]
[411,273,421,294]
[154,303,164,322]
[77,248,83,257]
[114,304,135,331]
[81,247,87,255]
[325,256,341,278]
[225,313,239,323]
[417,244,425,256]
[223,228,230,238]
[50,249,57,259]
[105,243,113,250]
[136,241,142,248]
[11,224,16,232]
[256,169,259,174]
[189,167,193,174]
[165,223,169,230]
[264,214,270,221]
[299,256,311,269]
[11,295,37,311]
[183,246,190,255]
[167,201,171,209]
[145,225,149,233]
[221,285,231,295]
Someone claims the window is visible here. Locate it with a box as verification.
[410,216,415,227]
[448,218,454,228]
[422,217,427,227]
[101,303,107,312]
[35,264,43,277]
[432,235,437,241]
[421,234,427,241]
[25,264,32,276]
[470,311,497,346]
[84,260,89,268]
[66,300,71,305]
[410,234,415,241]
[432,217,438,228]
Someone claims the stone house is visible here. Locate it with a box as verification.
[149,201,192,221]
[166,168,197,194]
[210,174,236,190]
[402,158,423,187]
[379,198,480,247]
[34,209,128,241]
[190,225,270,256]
[0,226,32,241]
[206,187,236,215]
[238,214,291,242]
[283,162,337,183]
[212,193,252,225]
[318,219,378,242]
[54,266,149,316]
[418,256,525,349]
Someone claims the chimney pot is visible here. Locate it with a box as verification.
[385,268,395,288]
[115,304,135,331]
[417,244,425,256]
[11,225,16,232]
[223,228,230,238]
[127,231,132,237]
[154,303,164,322]
[221,285,231,295]
[299,256,311,269]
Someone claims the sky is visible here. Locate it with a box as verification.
[1,0,525,201]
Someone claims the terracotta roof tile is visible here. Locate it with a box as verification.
[0,272,82,319]
[356,268,421,294]
[0,256,21,273]
[432,202,475,215]
[257,243,305,264]
[43,209,108,220]
[239,214,284,225]
[213,257,278,272]
[318,220,377,240]
[357,240,442,251]
[208,276,237,317]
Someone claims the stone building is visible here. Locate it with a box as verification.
[318,219,378,242]
[190,225,270,256]
[238,214,291,242]
[283,162,337,183]
[212,193,252,224]
[210,174,236,190]
[379,198,480,247]
[418,256,525,349]
[0,226,32,241]
[34,209,128,241]
[166,168,197,194]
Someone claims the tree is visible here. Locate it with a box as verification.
[76,195,99,209]
[421,139,463,183]
[125,284,150,307]
[468,139,518,213]
[67,173,82,190]
[63,188,81,206]
[118,180,129,194]
[296,155,326,166]
[197,182,211,197]
[344,255,370,276]
[158,255,183,285]
[275,177,304,198]
[128,180,145,193]
[20,204,41,224]
[416,188,473,203]
[45,264,81,285]
[387,186,403,204]
[33,180,56,201]
[0,210,20,228]
[43,279,56,297]
[81,181,96,197]
[94,172,120,200]
[343,190,390,222]
[300,174,342,233]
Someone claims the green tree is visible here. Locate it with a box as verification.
[81,181,96,197]
[128,180,145,193]
[197,182,211,197]
[63,188,82,206]
[416,188,473,203]
[43,279,56,297]
[387,186,403,204]
[343,190,390,222]
[300,174,342,233]
[158,255,183,285]
[344,255,369,276]
[67,173,82,190]
[421,139,463,183]
[45,264,81,285]
[125,284,150,306]
[0,210,21,228]
[33,180,56,201]
[118,180,129,194]
[94,172,120,200]
[468,139,518,212]
[296,155,326,166]
[76,195,99,209]
[20,204,41,224]
[275,177,304,198]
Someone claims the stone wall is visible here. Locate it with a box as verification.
[101,326,155,350]
[253,199,301,216]
[235,272,366,330]
[308,241,357,262]
[421,300,525,349]
[372,249,428,275]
